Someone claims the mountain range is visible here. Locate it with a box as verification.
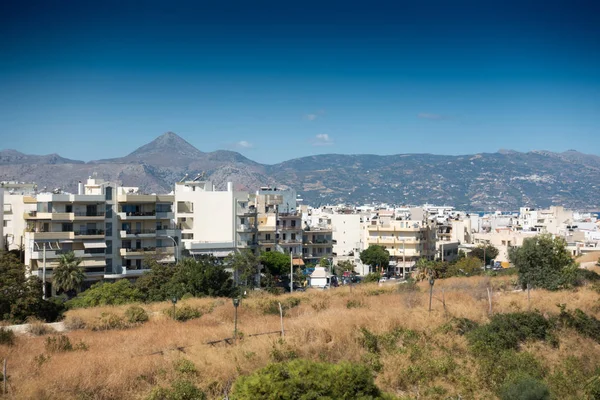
[1,132,599,211]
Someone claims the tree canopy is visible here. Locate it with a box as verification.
[470,244,499,265]
[52,251,85,295]
[359,245,389,273]
[226,250,261,288]
[260,251,290,276]
[509,234,578,290]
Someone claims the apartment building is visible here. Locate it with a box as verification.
[302,216,334,265]
[175,179,253,258]
[255,188,303,256]
[2,182,37,251]
[115,185,179,272]
[364,217,436,276]
[21,178,180,292]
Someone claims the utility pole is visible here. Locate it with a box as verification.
[290,252,293,293]
[42,243,47,300]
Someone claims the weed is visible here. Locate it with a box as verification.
[346,299,365,309]
[90,312,128,331]
[173,358,197,375]
[310,298,329,312]
[125,305,149,324]
[164,305,202,322]
[147,379,206,400]
[27,318,54,336]
[556,304,600,343]
[0,327,15,346]
[63,316,86,330]
[45,335,73,352]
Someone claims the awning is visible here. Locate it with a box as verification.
[292,258,305,266]
[83,241,107,249]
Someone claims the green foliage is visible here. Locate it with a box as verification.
[226,250,261,288]
[0,251,64,323]
[44,334,88,352]
[479,350,546,392]
[67,280,144,308]
[556,305,600,343]
[164,305,202,322]
[257,297,301,316]
[270,340,298,362]
[548,356,600,400]
[335,260,355,276]
[446,256,483,277]
[509,234,578,290]
[135,261,177,302]
[173,358,197,375]
[468,311,554,355]
[575,268,600,286]
[362,272,381,283]
[231,358,385,399]
[0,327,15,346]
[90,312,128,331]
[166,257,235,299]
[125,305,149,324]
[359,245,390,272]
[147,379,206,400]
[52,251,85,295]
[347,299,365,309]
[499,375,550,400]
[469,244,499,265]
[259,251,290,276]
[439,317,479,336]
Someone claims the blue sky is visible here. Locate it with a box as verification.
[0,0,598,164]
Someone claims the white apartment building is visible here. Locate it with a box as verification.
[175,180,250,258]
[0,188,4,251]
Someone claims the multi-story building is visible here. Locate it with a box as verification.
[302,217,334,265]
[175,179,253,258]
[2,181,37,251]
[21,178,180,293]
[255,188,302,256]
[364,218,436,277]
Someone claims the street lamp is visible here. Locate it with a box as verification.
[428,276,435,312]
[167,235,179,264]
[232,298,240,343]
[171,296,178,319]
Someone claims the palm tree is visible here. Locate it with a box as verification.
[52,251,85,296]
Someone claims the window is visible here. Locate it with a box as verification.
[62,223,73,232]
[182,233,194,240]
[105,222,112,237]
[105,186,112,200]
[291,233,296,240]
[266,248,271,252]
[282,233,287,240]
[65,204,73,213]
[105,204,113,219]
[105,240,112,253]
[265,234,271,240]
[105,258,112,273]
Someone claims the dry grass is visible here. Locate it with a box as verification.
[1,277,599,399]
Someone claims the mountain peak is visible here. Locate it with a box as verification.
[126,132,203,160]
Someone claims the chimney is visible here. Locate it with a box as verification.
[78,181,84,195]
[227,182,233,192]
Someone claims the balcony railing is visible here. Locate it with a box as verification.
[121,211,156,217]
[75,229,105,236]
[123,229,156,235]
[74,211,105,217]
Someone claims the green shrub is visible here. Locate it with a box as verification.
[499,375,550,400]
[147,379,206,400]
[45,335,73,352]
[478,350,545,391]
[164,305,202,322]
[468,312,554,355]
[125,305,149,324]
[67,280,144,308]
[257,297,301,316]
[231,359,385,399]
[362,272,381,283]
[90,312,128,331]
[346,299,365,309]
[64,316,86,330]
[310,298,329,312]
[0,327,15,346]
[269,341,298,362]
[556,305,600,343]
[450,317,479,336]
[173,358,197,375]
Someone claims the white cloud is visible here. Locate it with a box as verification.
[418,113,447,120]
[313,133,333,146]
[236,140,253,148]
[304,109,325,121]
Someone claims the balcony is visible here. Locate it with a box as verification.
[120,229,156,238]
[74,229,105,238]
[28,231,74,240]
[237,224,257,232]
[367,225,424,232]
[258,239,275,245]
[24,211,51,220]
[280,239,302,245]
[118,211,156,220]
[3,204,12,214]
[156,211,174,220]
[73,211,105,220]
[237,206,257,216]
[280,225,301,231]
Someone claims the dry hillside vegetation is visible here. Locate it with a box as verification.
[1,276,600,399]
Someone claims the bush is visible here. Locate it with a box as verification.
[90,313,128,331]
[45,335,88,352]
[346,299,365,309]
[362,272,381,283]
[164,305,202,322]
[0,327,15,346]
[67,280,144,308]
[63,316,86,330]
[231,359,385,399]
[468,312,554,355]
[125,305,149,324]
[310,298,329,312]
[556,305,600,343]
[173,358,197,375]
[27,318,54,336]
[147,379,206,400]
[499,375,550,400]
[257,297,301,316]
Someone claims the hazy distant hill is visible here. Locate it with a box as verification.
[1,132,599,210]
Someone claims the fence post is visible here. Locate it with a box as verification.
[3,358,6,395]
[487,287,493,315]
[278,302,285,337]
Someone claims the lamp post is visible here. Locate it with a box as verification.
[167,235,179,264]
[171,296,177,319]
[232,298,240,343]
[428,276,435,312]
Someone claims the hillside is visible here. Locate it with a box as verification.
[2,277,599,399]
[1,132,600,209]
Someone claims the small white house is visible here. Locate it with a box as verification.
[309,267,331,288]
